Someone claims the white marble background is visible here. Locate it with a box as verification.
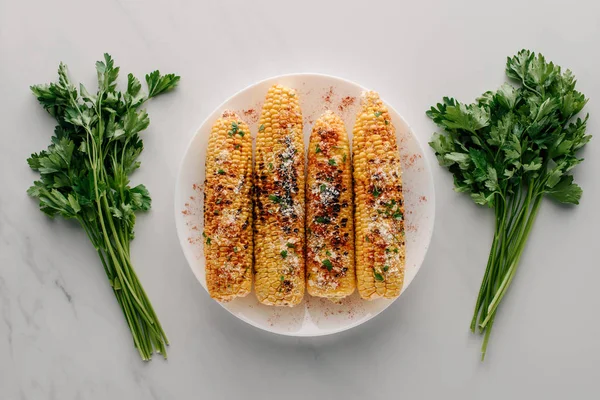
[1,0,599,399]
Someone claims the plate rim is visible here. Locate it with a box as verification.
[174,72,436,337]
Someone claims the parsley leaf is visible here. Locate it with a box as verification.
[544,175,582,204]
[269,194,282,203]
[322,259,333,271]
[146,70,180,99]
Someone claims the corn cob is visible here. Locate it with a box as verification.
[352,91,405,300]
[203,112,253,302]
[306,111,355,301]
[254,85,306,306]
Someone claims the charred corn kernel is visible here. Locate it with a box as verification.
[254,85,306,306]
[306,111,355,301]
[352,91,405,300]
[203,111,253,302]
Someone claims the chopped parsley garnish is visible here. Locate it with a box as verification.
[269,194,282,203]
[322,259,333,271]
[373,186,382,197]
[315,216,330,224]
[206,237,212,245]
[383,199,396,208]
[315,144,322,154]
[383,266,389,272]
[320,184,326,192]
[343,153,347,163]
[385,119,389,125]
[365,236,370,243]
[213,210,219,215]
[216,198,222,204]
[280,250,288,259]
[233,247,239,253]
[268,162,273,171]
[393,211,403,220]
[228,121,240,137]
[373,271,384,281]
[374,111,382,117]
[238,130,245,137]
[217,169,225,175]
[286,243,295,249]
[325,250,332,257]
[328,158,336,166]
[259,124,265,132]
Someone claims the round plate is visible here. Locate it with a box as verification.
[175,74,435,336]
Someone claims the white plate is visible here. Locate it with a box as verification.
[175,74,435,336]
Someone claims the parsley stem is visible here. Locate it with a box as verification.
[101,195,151,317]
[480,312,496,361]
[471,211,502,332]
[481,194,543,328]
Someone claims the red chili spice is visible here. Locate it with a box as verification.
[401,153,422,169]
[338,96,355,112]
[323,86,334,104]
[242,108,259,124]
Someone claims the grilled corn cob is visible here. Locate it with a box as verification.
[352,91,405,300]
[203,112,253,302]
[254,85,306,306]
[306,111,355,301]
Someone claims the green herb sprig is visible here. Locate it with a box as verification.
[427,50,591,360]
[27,54,180,361]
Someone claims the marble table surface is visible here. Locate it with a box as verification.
[1,0,599,398]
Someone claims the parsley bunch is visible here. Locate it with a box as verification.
[428,50,591,360]
[27,54,180,360]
